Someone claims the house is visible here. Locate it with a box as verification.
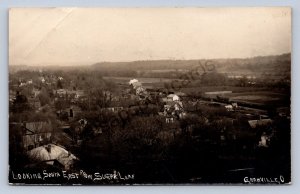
[27,144,79,170]
[54,89,67,97]
[19,82,27,87]
[40,76,46,83]
[129,79,139,85]
[129,79,142,90]
[167,94,180,101]
[22,122,53,151]
[248,118,273,129]
[74,90,86,99]
[106,107,124,113]
[27,79,33,84]
[128,79,149,97]
[232,102,238,109]
[166,116,175,123]
[225,105,233,111]
[105,101,124,113]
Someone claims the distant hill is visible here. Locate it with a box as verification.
[91,53,291,76]
[10,53,291,78]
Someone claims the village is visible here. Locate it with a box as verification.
[5,4,294,187]
[9,67,290,184]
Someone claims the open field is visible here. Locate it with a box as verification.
[181,86,268,93]
[228,93,281,103]
[104,76,289,106]
[220,91,289,107]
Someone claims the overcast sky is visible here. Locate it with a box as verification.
[9,7,291,66]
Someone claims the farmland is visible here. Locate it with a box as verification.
[104,75,289,108]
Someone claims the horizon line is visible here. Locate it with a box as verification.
[9,52,291,67]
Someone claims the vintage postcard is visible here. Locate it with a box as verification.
[9,7,291,185]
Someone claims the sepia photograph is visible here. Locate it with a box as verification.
[8,7,291,185]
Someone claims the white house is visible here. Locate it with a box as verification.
[167,94,180,101]
[40,77,45,83]
[225,105,233,111]
[27,144,79,170]
[27,79,33,84]
[129,79,139,85]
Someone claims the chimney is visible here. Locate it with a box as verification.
[46,144,51,153]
